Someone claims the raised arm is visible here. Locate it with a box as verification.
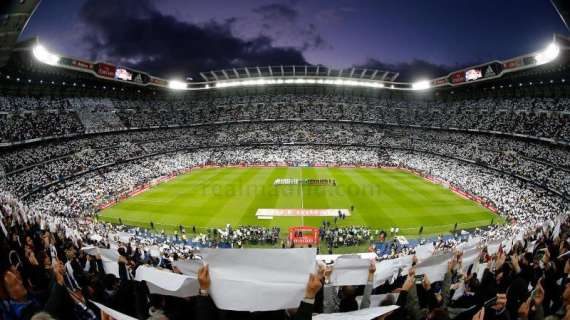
[360,260,376,309]
[292,272,323,320]
[322,265,340,313]
[194,265,219,320]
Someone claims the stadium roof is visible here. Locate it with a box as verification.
[14,34,565,92]
[1,0,568,93]
[199,66,399,83]
[552,0,570,32]
[0,0,41,68]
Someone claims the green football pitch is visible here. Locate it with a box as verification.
[99,167,500,237]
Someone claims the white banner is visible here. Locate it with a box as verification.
[415,253,453,283]
[81,247,121,278]
[256,208,350,218]
[313,305,399,320]
[487,240,502,255]
[201,248,316,311]
[173,259,203,276]
[553,218,562,239]
[331,257,370,286]
[135,265,199,298]
[317,252,377,262]
[462,247,481,272]
[90,300,137,320]
[373,259,399,288]
[414,243,434,260]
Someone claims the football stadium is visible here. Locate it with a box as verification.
[1,0,570,319]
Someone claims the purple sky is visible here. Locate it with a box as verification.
[20,0,568,80]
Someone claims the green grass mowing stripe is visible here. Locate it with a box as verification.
[176,168,259,228]
[147,168,224,204]
[359,168,472,230]
[380,171,496,224]
[351,168,429,227]
[364,169,445,215]
[386,172,486,225]
[273,167,311,228]
[364,168,496,231]
[300,167,342,227]
[102,168,243,229]
[365,169,466,226]
[115,168,233,214]
[301,167,333,208]
[325,168,391,228]
[206,168,271,227]
[238,167,293,228]
[273,167,305,209]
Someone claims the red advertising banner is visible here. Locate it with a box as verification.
[151,78,168,86]
[288,226,320,246]
[96,63,116,78]
[71,59,93,70]
[450,71,466,84]
[503,59,521,70]
[431,78,447,86]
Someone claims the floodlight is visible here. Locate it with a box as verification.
[412,80,430,90]
[33,45,60,66]
[168,80,187,90]
[535,43,560,65]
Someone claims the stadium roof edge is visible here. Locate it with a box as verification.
[0,0,41,68]
[7,33,568,92]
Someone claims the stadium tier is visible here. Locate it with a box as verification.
[2,1,570,319]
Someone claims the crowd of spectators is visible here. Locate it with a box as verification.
[2,95,570,144]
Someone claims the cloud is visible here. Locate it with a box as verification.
[251,3,331,52]
[355,58,475,81]
[77,0,308,78]
[253,3,299,25]
[316,7,356,25]
[300,24,332,51]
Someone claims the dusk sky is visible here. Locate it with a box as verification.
[21,0,568,80]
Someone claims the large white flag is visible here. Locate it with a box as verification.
[373,259,399,288]
[415,253,453,282]
[313,305,399,320]
[135,265,199,298]
[414,243,434,260]
[81,247,121,278]
[201,248,316,311]
[90,300,138,320]
[172,259,203,276]
[316,252,377,262]
[331,257,370,286]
